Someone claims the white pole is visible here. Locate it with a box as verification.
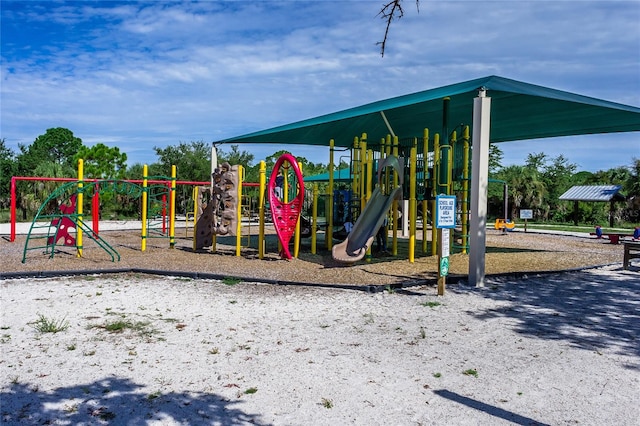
[211,144,218,191]
[469,88,492,287]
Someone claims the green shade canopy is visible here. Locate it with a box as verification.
[218,76,640,147]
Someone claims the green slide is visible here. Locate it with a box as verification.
[332,156,403,263]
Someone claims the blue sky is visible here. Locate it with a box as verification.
[1,0,639,174]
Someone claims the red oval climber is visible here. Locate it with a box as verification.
[267,153,304,259]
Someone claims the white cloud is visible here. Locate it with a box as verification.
[1,0,638,173]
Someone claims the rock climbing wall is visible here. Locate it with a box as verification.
[193,163,239,250]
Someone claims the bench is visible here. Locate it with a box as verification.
[623,241,640,270]
[590,232,634,245]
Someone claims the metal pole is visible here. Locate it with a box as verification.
[469,88,492,287]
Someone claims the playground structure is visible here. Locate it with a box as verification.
[494,219,516,231]
[13,111,480,265]
[332,155,404,263]
[11,161,215,262]
[189,152,308,260]
[320,119,475,263]
[10,125,477,265]
[193,162,242,250]
[267,153,305,259]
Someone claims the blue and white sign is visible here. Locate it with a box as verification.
[520,209,533,220]
[435,195,456,229]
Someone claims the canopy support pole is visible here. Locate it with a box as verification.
[469,88,491,287]
[380,111,396,138]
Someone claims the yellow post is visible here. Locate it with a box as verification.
[327,139,335,250]
[392,136,399,255]
[236,165,243,256]
[258,161,266,259]
[352,136,360,214]
[366,150,373,205]
[77,159,84,258]
[449,130,456,196]
[365,149,373,262]
[422,199,428,254]
[360,134,367,214]
[461,126,470,254]
[192,187,198,251]
[422,128,429,254]
[169,165,176,248]
[311,183,318,254]
[409,141,417,263]
[431,133,440,256]
[294,161,302,258]
[385,134,391,198]
[142,164,148,252]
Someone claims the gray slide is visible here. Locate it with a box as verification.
[332,156,403,263]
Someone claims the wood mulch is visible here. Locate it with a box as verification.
[1,226,625,287]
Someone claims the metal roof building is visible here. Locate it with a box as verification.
[559,185,626,202]
[559,185,626,226]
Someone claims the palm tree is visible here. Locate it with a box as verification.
[498,165,547,220]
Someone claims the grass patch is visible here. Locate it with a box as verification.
[30,314,69,333]
[244,387,258,395]
[463,368,478,378]
[363,313,375,324]
[104,320,132,332]
[433,372,442,378]
[321,397,333,408]
[222,277,242,286]
[421,301,441,308]
[94,319,156,337]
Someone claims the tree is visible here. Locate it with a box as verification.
[74,143,127,179]
[524,152,548,171]
[0,139,17,207]
[17,128,83,174]
[15,160,76,219]
[262,149,328,178]
[11,128,83,219]
[217,144,255,168]
[488,144,503,174]
[542,155,577,199]
[623,158,640,197]
[590,166,631,186]
[154,141,211,182]
[497,164,546,220]
[377,0,420,56]
[622,158,640,222]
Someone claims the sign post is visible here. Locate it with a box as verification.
[436,195,456,296]
[520,209,533,233]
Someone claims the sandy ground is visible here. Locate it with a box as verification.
[1,222,639,424]
[1,264,639,425]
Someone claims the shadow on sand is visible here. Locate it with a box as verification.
[463,266,640,363]
[1,376,270,425]
[434,389,550,426]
